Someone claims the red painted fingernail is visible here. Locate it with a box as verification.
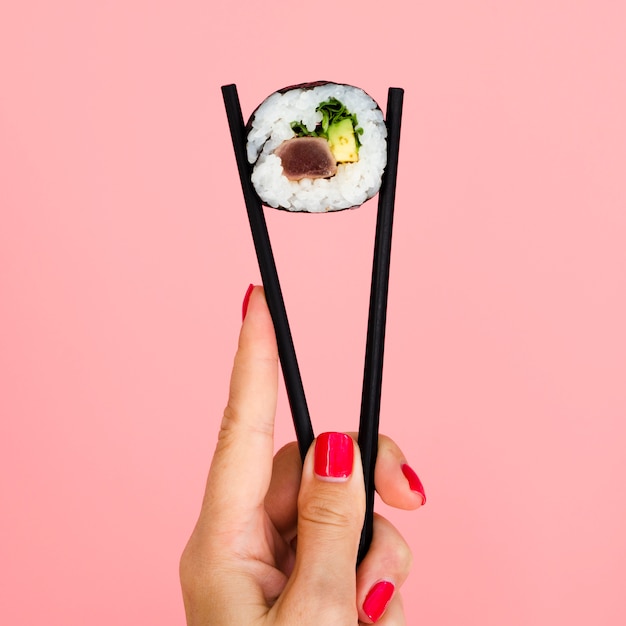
[401,463,426,504]
[314,432,354,480]
[363,580,395,622]
[242,284,254,321]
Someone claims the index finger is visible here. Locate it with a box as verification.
[202,286,279,522]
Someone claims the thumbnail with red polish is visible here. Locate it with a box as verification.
[314,432,353,480]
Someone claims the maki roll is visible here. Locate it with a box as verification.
[246,82,387,213]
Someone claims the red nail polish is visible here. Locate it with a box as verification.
[314,432,353,480]
[401,463,426,504]
[242,284,254,321]
[363,580,395,622]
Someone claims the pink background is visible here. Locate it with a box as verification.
[2,1,625,624]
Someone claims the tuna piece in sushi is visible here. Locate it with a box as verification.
[246,82,387,213]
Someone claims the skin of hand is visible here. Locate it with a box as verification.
[180,286,425,625]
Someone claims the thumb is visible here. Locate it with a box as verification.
[278,433,366,622]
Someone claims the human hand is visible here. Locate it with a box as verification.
[180,286,426,625]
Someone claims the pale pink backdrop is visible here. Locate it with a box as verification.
[1,1,625,624]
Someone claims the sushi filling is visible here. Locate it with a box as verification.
[275,98,362,180]
[274,137,337,181]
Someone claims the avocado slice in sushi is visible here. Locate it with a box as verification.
[327,118,359,163]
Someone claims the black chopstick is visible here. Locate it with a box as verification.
[221,84,315,461]
[222,83,403,566]
[357,87,404,565]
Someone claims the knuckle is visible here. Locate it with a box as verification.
[298,492,361,533]
[179,542,234,605]
[217,404,238,445]
[218,403,273,446]
[397,541,413,574]
[372,514,414,579]
[179,542,204,596]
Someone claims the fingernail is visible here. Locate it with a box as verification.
[401,463,426,504]
[242,284,254,321]
[363,580,395,622]
[314,432,354,481]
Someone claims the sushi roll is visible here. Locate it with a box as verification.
[246,82,387,213]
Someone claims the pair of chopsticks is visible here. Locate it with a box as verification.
[221,84,403,565]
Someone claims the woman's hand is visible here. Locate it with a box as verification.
[180,286,426,625]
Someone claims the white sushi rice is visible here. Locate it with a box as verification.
[246,83,387,213]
